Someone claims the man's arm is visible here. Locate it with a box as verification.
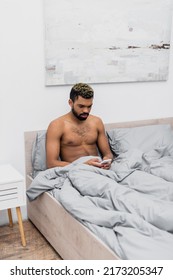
[46,120,69,168]
[96,118,113,168]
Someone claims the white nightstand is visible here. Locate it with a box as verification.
[0,164,26,246]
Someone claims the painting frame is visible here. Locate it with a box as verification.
[44,0,173,85]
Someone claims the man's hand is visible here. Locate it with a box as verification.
[85,158,112,169]
[100,159,112,170]
[85,158,102,168]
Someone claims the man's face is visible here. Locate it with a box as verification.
[69,96,93,121]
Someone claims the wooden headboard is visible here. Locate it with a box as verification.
[24,117,173,188]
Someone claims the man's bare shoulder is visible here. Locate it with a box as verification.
[47,114,68,129]
[89,115,104,125]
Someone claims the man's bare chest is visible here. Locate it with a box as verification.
[71,124,91,137]
[62,124,98,145]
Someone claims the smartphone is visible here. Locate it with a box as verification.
[100,159,112,164]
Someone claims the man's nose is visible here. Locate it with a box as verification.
[83,107,90,113]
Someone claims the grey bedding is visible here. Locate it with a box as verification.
[27,147,173,260]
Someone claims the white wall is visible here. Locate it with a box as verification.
[0,0,173,225]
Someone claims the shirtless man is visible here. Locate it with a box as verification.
[46,83,113,169]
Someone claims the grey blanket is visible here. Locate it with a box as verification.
[27,149,173,260]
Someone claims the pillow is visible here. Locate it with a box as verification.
[106,124,173,155]
[32,130,47,178]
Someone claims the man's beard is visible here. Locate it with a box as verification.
[72,108,89,121]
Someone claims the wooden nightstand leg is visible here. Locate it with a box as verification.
[7,208,13,227]
[16,207,26,247]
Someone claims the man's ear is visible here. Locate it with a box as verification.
[68,99,73,107]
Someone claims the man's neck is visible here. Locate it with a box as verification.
[69,111,88,125]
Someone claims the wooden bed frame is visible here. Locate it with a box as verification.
[24,117,173,259]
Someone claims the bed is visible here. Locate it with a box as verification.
[25,117,173,260]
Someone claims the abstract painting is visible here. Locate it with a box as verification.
[44,0,173,85]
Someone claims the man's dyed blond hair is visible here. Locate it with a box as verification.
[70,83,94,101]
